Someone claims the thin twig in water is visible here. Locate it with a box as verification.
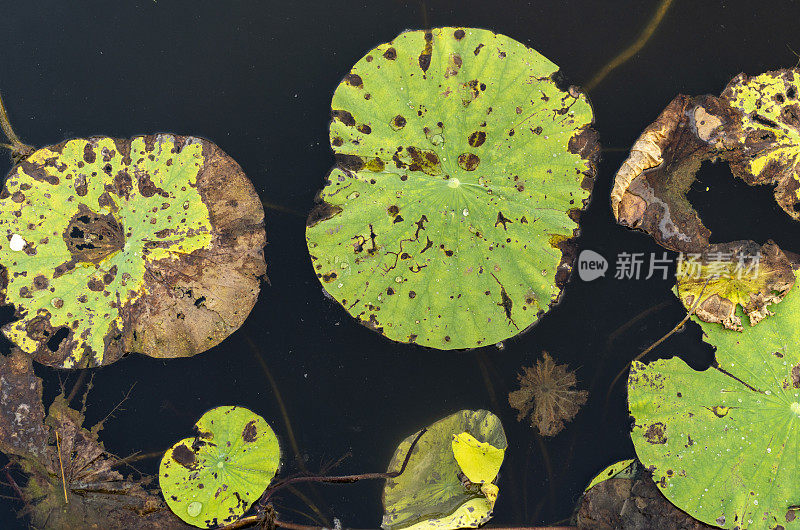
[263,427,427,501]
[584,0,674,91]
[110,450,165,469]
[3,464,26,502]
[66,370,89,406]
[246,338,304,469]
[605,278,711,403]
[98,383,136,426]
[245,336,330,526]
[222,428,426,530]
[56,432,68,504]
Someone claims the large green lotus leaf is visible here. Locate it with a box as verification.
[629,271,800,529]
[306,27,598,349]
[382,409,507,529]
[0,135,266,368]
[722,69,800,221]
[159,405,280,528]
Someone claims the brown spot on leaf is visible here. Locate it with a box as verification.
[418,32,433,73]
[172,444,197,469]
[242,420,257,442]
[344,73,363,88]
[457,153,480,171]
[468,131,486,147]
[332,109,356,127]
[644,422,667,444]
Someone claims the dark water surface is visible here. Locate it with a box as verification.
[1,1,798,527]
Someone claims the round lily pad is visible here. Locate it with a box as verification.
[306,27,598,349]
[382,409,507,529]
[0,135,266,368]
[159,405,280,528]
[629,271,800,529]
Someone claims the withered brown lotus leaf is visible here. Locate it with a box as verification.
[612,68,800,328]
[675,241,797,331]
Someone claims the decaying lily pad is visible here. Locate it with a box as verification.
[675,241,797,331]
[723,70,800,220]
[0,135,266,368]
[629,270,800,529]
[0,349,188,528]
[159,405,280,528]
[382,409,507,529]
[508,351,588,436]
[611,68,800,327]
[577,460,714,529]
[307,27,598,349]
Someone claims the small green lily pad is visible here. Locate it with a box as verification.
[629,270,800,529]
[0,135,266,368]
[307,27,598,349]
[382,409,507,529]
[159,405,280,528]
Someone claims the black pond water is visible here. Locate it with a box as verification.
[0,1,798,528]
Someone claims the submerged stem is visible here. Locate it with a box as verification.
[605,278,710,403]
[584,0,674,91]
[0,92,34,161]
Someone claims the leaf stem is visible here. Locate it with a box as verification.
[605,277,711,403]
[584,0,674,91]
[0,91,34,161]
[262,427,426,501]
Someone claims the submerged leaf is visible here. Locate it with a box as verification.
[0,135,266,368]
[629,270,800,529]
[508,351,588,436]
[159,405,280,528]
[382,409,507,529]
[307,27,598,349]
[577,461,715,529]
[0,349,48,460]
[0,353,187,528]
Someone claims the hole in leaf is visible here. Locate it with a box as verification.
[46,327,70,352]
[687,161,800,254]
